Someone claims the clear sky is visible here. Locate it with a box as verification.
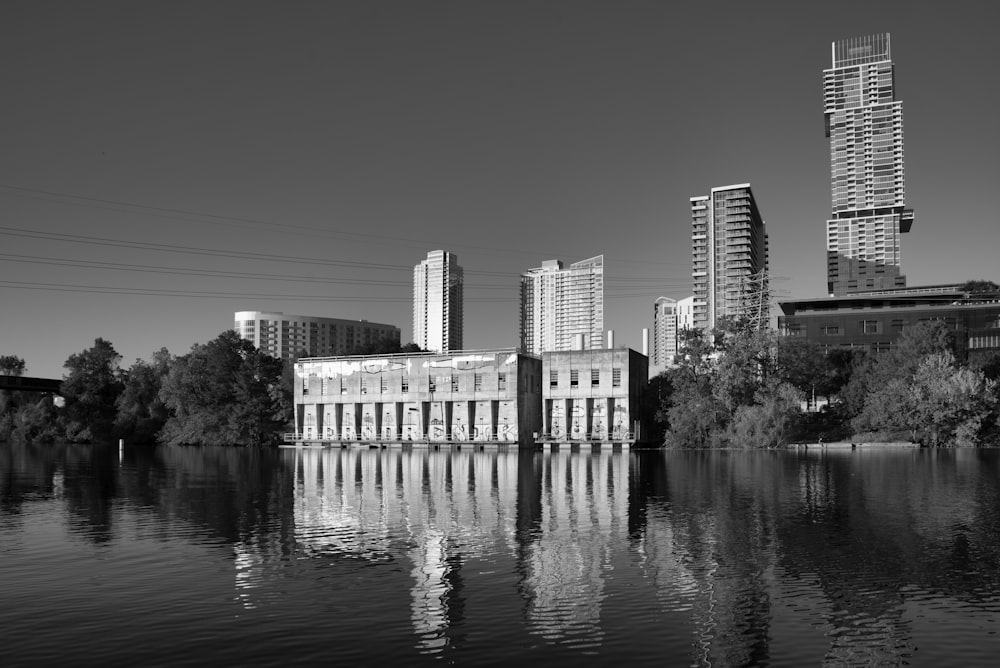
[2,1,997,378]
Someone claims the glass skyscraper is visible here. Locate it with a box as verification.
[824,33,914,295]
[413,250,463,353]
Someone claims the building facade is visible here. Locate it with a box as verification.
[824,33,914,295]
[778,286,1000,357]
[413,250,464,353]
[539,348,648,446]
[234,311,400,361]
[292,350,542,448]
[519,256,605,354]
[690,185,768,333]
[652,296,678,368]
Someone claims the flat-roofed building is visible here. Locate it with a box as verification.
[234,311,400,361]
[778,285,1000,357]
[291,349,541,448]
[539,348,648,447]
[520,256,605,354]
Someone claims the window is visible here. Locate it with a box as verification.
[859,319,881,334]
[498,373,507,391]
[401,377,409,393]
[474,373,483,391]
[550,370,558,387]
[360,378,368,394]
[380,377,387,394]
[612,368,621,387]
[591,369,600,386]
[823,325,840,336]
[451,375,459,392]
[570,370,579,387]
[322,377,331,394]
[891,318,907,333]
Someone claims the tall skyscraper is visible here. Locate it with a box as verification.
[519,256,604,354]
[652,296,678,368]
[824,33,913,295]
[690,184,768,333]
[413,250,463,353]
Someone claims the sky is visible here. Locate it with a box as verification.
[2,1,998,379]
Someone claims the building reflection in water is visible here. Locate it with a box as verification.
[521,449,629,650]
[289,446,519,654]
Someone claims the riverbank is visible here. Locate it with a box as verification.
[789,440,919,449]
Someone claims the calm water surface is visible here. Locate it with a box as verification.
[2,443,999,667]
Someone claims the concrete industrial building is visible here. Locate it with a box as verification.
[824,33,913,295]
[520,256,605,354]
[690,185,768,333]
[292,349,542,448]
[234,311,400,361]
[413,250,464,353]
[538,347,648,447]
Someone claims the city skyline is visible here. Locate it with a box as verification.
[2,2,997,378]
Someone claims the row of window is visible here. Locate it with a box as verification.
[549,368,622,388]
[306,373,510,395]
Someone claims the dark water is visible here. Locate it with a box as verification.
[2,443,999,667]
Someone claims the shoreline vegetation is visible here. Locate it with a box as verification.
[4,311,1000,448]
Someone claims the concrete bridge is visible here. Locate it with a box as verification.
[0,375,62,393]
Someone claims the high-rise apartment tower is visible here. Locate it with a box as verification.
[652,297,678,368]
[824,33,913,295]
[690,184,768,333]
[413,250,464,353]
[520,256,604,354]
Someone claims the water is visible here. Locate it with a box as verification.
[2,443,1000,667]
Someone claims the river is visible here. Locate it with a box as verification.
[2,442,999,666]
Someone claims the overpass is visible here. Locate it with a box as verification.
[0,375,63,393]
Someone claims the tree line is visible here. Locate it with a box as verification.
[651,319,1000,448]
[0,333,423,447]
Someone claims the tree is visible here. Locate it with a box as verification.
[115,348,172,444]
[0,355,26,376]
[908,352,999,447]
[60,338,125,442]
[158,331,286,446]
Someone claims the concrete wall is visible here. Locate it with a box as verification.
[541,348,648,443]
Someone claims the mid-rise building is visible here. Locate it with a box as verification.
[778,285,1000,358]
[690,185,768,333]
[539,348,648,446]
[234,311,400,361]
[413,250,464,353]
[824,33,913,295]
[520,256,605,354]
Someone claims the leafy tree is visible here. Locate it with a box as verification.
[908,352,999,446]
[158,331,286,446]
[60,338,125,442]
[961,280,1000,295]
[0,355,26,376]
[115,348,172,444]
